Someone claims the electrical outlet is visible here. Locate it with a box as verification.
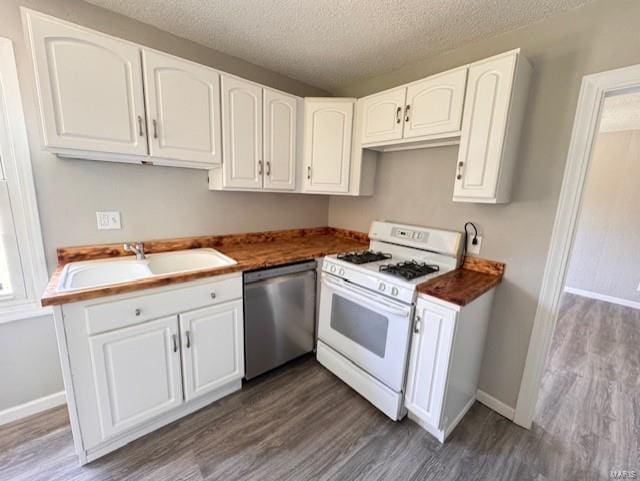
[96,211,121,230]
[466,235,482,255]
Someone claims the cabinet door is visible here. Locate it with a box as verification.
[24,11,147,156]
[263,89,297,191]
[303,98,354,193]
[142,50,222,167]
[221,75,263,189]
[179,300,244,401]
[360,87,406,144]
[88,316,182,440]
[454,54,516,200]
[405,299,456,430]
[404,67,467,139]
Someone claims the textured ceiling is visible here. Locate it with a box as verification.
[85,0,595,92]
[600,92,640,132]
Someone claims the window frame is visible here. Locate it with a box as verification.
[0,38,50,322]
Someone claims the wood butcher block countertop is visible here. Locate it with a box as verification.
[41,226,505,307]
[416,256,505,306]
[41,227,368,306]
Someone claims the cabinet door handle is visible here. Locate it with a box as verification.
[414,315,421,334]
[137,115,144,137]
[152,119,158,139]
[266,161,271,177]
[307,166,311,180]
[396,106,402,124]
[172,334,178,353]
[258,160,263,175]
[185,330,191,349]
[405,105,411,123]
[457,161,464,180]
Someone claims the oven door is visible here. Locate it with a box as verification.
[318,273,413,392]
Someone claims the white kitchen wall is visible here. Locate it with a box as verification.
[0,0,328,415]
[565,128,640,305]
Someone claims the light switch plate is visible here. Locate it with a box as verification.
[96,211,121,230]
[466,235,482,255]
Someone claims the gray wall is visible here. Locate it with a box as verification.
[0,0,329,412]
[565,129,640,304]
[329,0,640,408]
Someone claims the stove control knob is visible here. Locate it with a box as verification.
[378,282,386,292]
[391,287,399,296]
[339,268,345,276]
[330,265,336,273]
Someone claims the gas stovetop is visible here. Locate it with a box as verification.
[337,250,392,264]
[322,222,463,303]
[379,261,440,280]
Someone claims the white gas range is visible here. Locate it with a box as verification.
[316,221,463,420]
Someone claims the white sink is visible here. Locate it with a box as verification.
[146,249,237,275]
[57,248,237,291]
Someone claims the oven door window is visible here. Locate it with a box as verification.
[330,294,388,357]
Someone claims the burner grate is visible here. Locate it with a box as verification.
[379,261,440,280]
[337,250,392,265]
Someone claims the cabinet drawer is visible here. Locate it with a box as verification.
[84,276,242,335]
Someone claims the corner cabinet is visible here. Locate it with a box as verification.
[453,51,531,203]
[302,98,354,194]
[405,291,495,442]
[53,274,244,464]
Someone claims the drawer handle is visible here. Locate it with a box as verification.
[172,334,178,353]
[135,308,142,316]
[414,315,421,334]
[186,330,191,349]
[210,292,216,299]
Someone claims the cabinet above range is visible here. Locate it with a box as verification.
[356,49,532,203]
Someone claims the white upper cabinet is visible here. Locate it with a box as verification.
[359,67,467,146]
[263,89,297,191]
[454,51,531,203]
[179,300,244,401]
[360,87,406,144]
[88,315,183,440]
[24,10,148,156]
[403,67,467,139]
[303,98,354,194]
[221,75,263,189]
[142,50,222,167]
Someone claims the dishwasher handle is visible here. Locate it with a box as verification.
[244,260,317,283]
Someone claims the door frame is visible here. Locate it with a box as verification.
[513,63,640,428]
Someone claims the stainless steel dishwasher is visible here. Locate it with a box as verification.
[244,260,317,379]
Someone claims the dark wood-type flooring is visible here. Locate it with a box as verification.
[1,294,638,480]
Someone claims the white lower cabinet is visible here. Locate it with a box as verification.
[89,315,183,439]
[405,290,495,442]
[54,274,244,464]
[180,300,244,401]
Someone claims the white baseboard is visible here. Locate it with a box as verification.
[564,286,640,310]
[0,391,66,426]
[476,389,515,420]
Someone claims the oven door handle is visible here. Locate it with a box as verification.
[322,276,411,318]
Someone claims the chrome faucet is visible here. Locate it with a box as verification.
[123,242,145,260]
